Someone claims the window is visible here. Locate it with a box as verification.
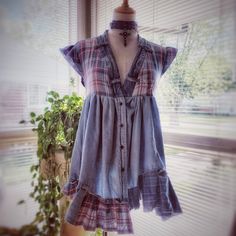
[0,0,79,227]
[92,1,236,236]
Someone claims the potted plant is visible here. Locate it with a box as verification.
[18,90,84,236]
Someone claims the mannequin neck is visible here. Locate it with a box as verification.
[109,11,138,39]
[112,11,136,21]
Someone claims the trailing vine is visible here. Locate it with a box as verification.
[18,90,84,236]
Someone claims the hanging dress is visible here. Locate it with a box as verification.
[59,29,183,235]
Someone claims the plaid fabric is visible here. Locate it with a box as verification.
[138,169,183,220]
[59,42,85,86]
[62,179,79,199]
[59,29,178,97]
[161,46,178,76]
[62,179,134,234]
[65,191,134,235]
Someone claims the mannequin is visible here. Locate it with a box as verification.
[107,0,139,86]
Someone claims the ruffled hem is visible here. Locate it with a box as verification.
[61,168,183,234]
[62,180,134,235]
[128,168,183,220]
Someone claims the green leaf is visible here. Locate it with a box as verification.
[48,97,54,103]
[30,120,36,124]
[44,107,49,112]
[57,185,60,192]
[36,114,44,121]
[51,91,60,99]
[30,165,35,172]
[30,112,36,118]
[17,199,25,205]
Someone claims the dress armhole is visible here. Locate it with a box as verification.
[59,41,85,87]
[161,46,178,77]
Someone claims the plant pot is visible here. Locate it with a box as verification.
[39,150,67,180]
[38,150,71,235]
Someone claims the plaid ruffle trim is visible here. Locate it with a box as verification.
[62,179,134,235]
[62,179,79,199]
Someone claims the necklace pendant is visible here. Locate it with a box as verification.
[119,30,131,47]
[110,20,138,47]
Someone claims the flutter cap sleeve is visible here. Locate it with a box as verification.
[59,41,85,87]
[161,46,178,76]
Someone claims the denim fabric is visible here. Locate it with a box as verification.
[68,93,167,199]
[59,29,183,234]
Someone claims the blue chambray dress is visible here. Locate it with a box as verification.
[59,29,183,234]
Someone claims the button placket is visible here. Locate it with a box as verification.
[118,97,128,200]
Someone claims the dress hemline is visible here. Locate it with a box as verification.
[62,168,183,234]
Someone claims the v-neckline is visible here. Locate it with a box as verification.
[104,29,143,88]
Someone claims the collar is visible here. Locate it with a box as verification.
[95,29,152,52]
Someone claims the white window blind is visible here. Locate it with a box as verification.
[91,1,236,236]
[0,0,79,228]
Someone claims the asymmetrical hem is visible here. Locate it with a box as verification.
[63,168,182,234]
[59,29,183,234]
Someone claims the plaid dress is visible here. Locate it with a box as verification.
[59,29,183,234]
